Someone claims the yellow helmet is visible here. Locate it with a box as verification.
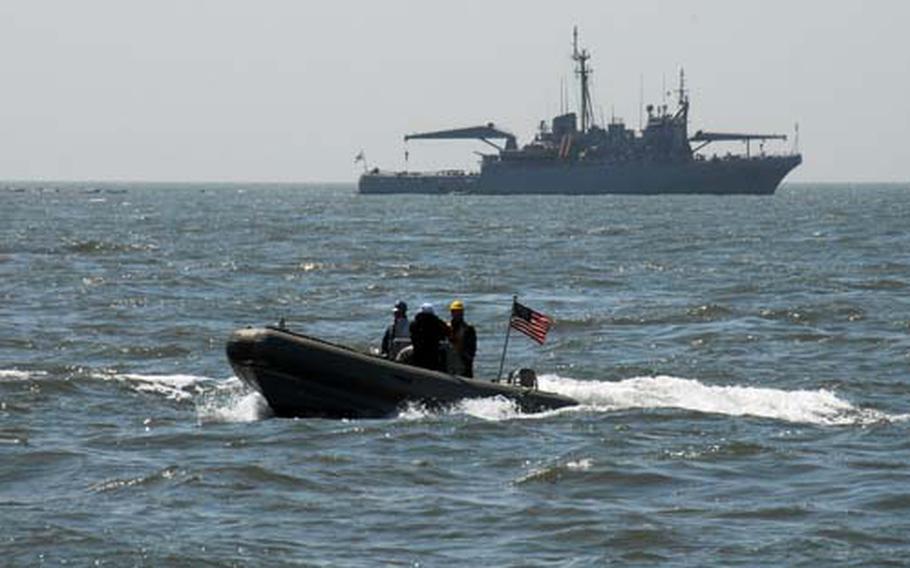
[449,299,465,311]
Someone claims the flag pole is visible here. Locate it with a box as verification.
[496,295,517,382]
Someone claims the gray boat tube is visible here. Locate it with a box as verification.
[226,326,578,419]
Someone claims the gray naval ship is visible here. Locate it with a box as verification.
[359,29,802,195]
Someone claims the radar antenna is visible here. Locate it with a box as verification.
[677,68,688,107]
[673,67,689,123]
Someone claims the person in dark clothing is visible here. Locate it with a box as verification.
[380,300,411,360]
[409,303,450,372]
[447,299,477,377]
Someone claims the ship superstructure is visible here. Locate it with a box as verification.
[359,28,801,195]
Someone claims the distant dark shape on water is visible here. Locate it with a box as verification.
[359,27,801,195]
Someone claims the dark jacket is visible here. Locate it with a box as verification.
[409,312,450,371]
[381,317,411,360]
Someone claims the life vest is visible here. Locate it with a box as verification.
[387,318,411,360]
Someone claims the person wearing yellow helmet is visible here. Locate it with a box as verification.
[447,299,477,377]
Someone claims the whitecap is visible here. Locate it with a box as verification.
[0,369,47,381]
[92,371,271,422]
[398,394,568,422]
[451,395,523,421]
[536,374,908,426]
[93,371,210,401]
[195,378,271,423]
[120,372,208,401]
[566,458,593,471]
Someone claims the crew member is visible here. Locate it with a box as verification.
[447,299,477,377]
[409,302,450,372]
[381,300,411,360]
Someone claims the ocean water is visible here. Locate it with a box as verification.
[2,181,910,566]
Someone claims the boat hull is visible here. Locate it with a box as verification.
[226,327,578,419]
[359,155,802,195]
[358,171,478,195]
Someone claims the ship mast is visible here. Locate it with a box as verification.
[676,67,689,119]
[572,27,594,134]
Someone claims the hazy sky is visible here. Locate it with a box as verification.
[1,0,908,182]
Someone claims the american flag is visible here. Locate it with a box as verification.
[510,301,552,344]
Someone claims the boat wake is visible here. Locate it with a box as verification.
[536,374,907,426]
[87,371,272,423]
[397,374,908,426]
[112,372,209,402]
[6,368,901,427]
[194,378,272,424]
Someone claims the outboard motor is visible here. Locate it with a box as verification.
[507,368,538,390]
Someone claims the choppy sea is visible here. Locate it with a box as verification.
[2,181,910,566]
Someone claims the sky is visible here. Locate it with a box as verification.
[1,0,908,183]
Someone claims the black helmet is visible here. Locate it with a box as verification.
[393,300,408,313]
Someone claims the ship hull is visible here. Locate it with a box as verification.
[359,171,478,195]
[359,155,801,195]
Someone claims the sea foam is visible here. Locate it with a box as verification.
[91,371,271,422]
[537,374,908,426]
[397,374,907,426]
[0,369,48,381]
[85,368,905,427]
[106,372,208,401]
[195,378,272,424]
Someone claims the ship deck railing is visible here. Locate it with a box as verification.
[698,152,801,162]
[367,169,480,178]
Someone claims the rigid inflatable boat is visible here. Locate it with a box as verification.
[226,326,578,419]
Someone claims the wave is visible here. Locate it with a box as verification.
[0,369,48,381]
[195,379,272,424]
[89,371,270,423]
[45,368,907,427]
[60,239,160,255]
[90,465,195,493]
[396,374,907,426]
[537,374,908,426]
[398,396,525,422]
[514,457,595,485]
[94,372,210,401]
[0,368,265,423]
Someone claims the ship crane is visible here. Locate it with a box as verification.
[404,123,518,151]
